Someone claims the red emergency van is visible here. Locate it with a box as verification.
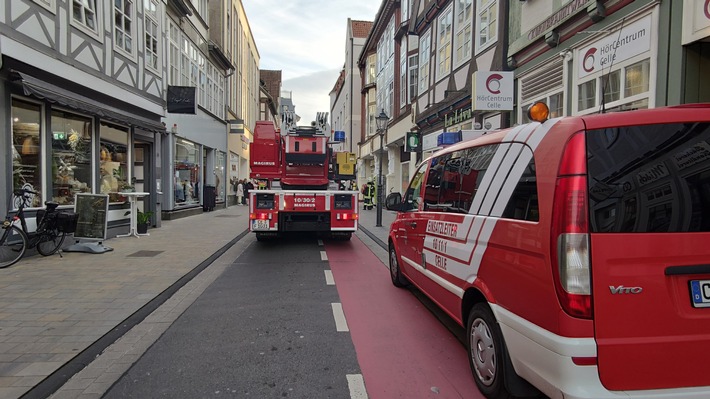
[385,103,710,399]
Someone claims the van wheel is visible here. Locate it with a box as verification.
[467,303,514,399]
[389,244,409,287]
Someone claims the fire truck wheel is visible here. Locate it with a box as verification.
[388,244,409,287]
[466,303,515,399]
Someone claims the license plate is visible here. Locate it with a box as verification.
[251,220,269,231]
[690,280,710,308]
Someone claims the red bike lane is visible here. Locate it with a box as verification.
[325,237,481,399]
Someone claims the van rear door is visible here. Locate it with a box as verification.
[586,121,710,391]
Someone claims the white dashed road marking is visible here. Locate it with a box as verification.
[320,251,328,261]
[317,239,324,246]
[324,270,335,285]
[331,303,349,332]
[347,374,368,399]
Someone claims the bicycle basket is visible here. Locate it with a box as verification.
[56,211,78,233]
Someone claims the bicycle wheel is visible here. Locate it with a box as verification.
[0,225,28,268]
[36,228,66,256]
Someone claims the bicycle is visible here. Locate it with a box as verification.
[0,188,67,268]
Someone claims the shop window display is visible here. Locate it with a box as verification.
[99,123,129,202]
[174,138,200,206]
[11,98,42,208]
[50,110,93,205]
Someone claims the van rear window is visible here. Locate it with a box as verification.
[587,122,710,233]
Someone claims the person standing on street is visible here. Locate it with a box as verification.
[362,179,375,210]
[236,180,244,206]
[244,180,254,206]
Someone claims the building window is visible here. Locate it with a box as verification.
[401,0,410,24]
[578,79,596,111]
[190,0,207,18]
[522,92,564,123]
[11,98,43,208]
[168,21,180,85]
[437,5,453,79]
[400,41,408,108]
[625,59,650,97]
[144,0,159,71]
[368,103,376,137]
[33,0,56,13]
[602,69,621,104]
[408,55,418,102]
[51,110,93,206]
[174,138,200,207]
[72,0,98,35]
[476,0,497,53]
[114,0,134,55]
[548,92,564,118]
[200,63,208,108]
[99,123,129,203]
[388,81,394,117]
[454,0,472,66]
[575,57,651,114]
[181,39,190,85]
[418,30,431,93]
[367,55,376,85]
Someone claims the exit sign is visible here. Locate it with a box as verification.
[53,132,66,140]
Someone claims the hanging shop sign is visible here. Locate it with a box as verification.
[577,15,652,79]
[682,0,710,45]
[229,119,244,134]
[472,71,514,111]
[167,86,196,114]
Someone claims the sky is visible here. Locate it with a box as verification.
[242,0,381,125]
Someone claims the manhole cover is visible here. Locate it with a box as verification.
[127,250,164,257]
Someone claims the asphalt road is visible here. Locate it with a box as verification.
[104,234,361,398]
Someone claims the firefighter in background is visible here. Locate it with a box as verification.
[362,179,375,210]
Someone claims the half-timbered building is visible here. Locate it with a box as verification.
[1,0,168,235]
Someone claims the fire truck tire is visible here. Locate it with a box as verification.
[466,303,516,399]
[388,244,409,287]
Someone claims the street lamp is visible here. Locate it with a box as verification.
[375,109,388,227]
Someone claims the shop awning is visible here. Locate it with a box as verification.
[11,71,166,133]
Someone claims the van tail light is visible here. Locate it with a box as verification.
[551,133,592,319]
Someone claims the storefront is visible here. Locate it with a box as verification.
[680,0,710,103]
[511,1,658,121]
[162,112,228,219]
[4,65,165,236]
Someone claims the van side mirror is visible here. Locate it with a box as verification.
[385,192,403,211]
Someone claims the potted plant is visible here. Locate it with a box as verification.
[136,210,153,234]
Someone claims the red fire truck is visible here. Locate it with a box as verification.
[248,112,359,241]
